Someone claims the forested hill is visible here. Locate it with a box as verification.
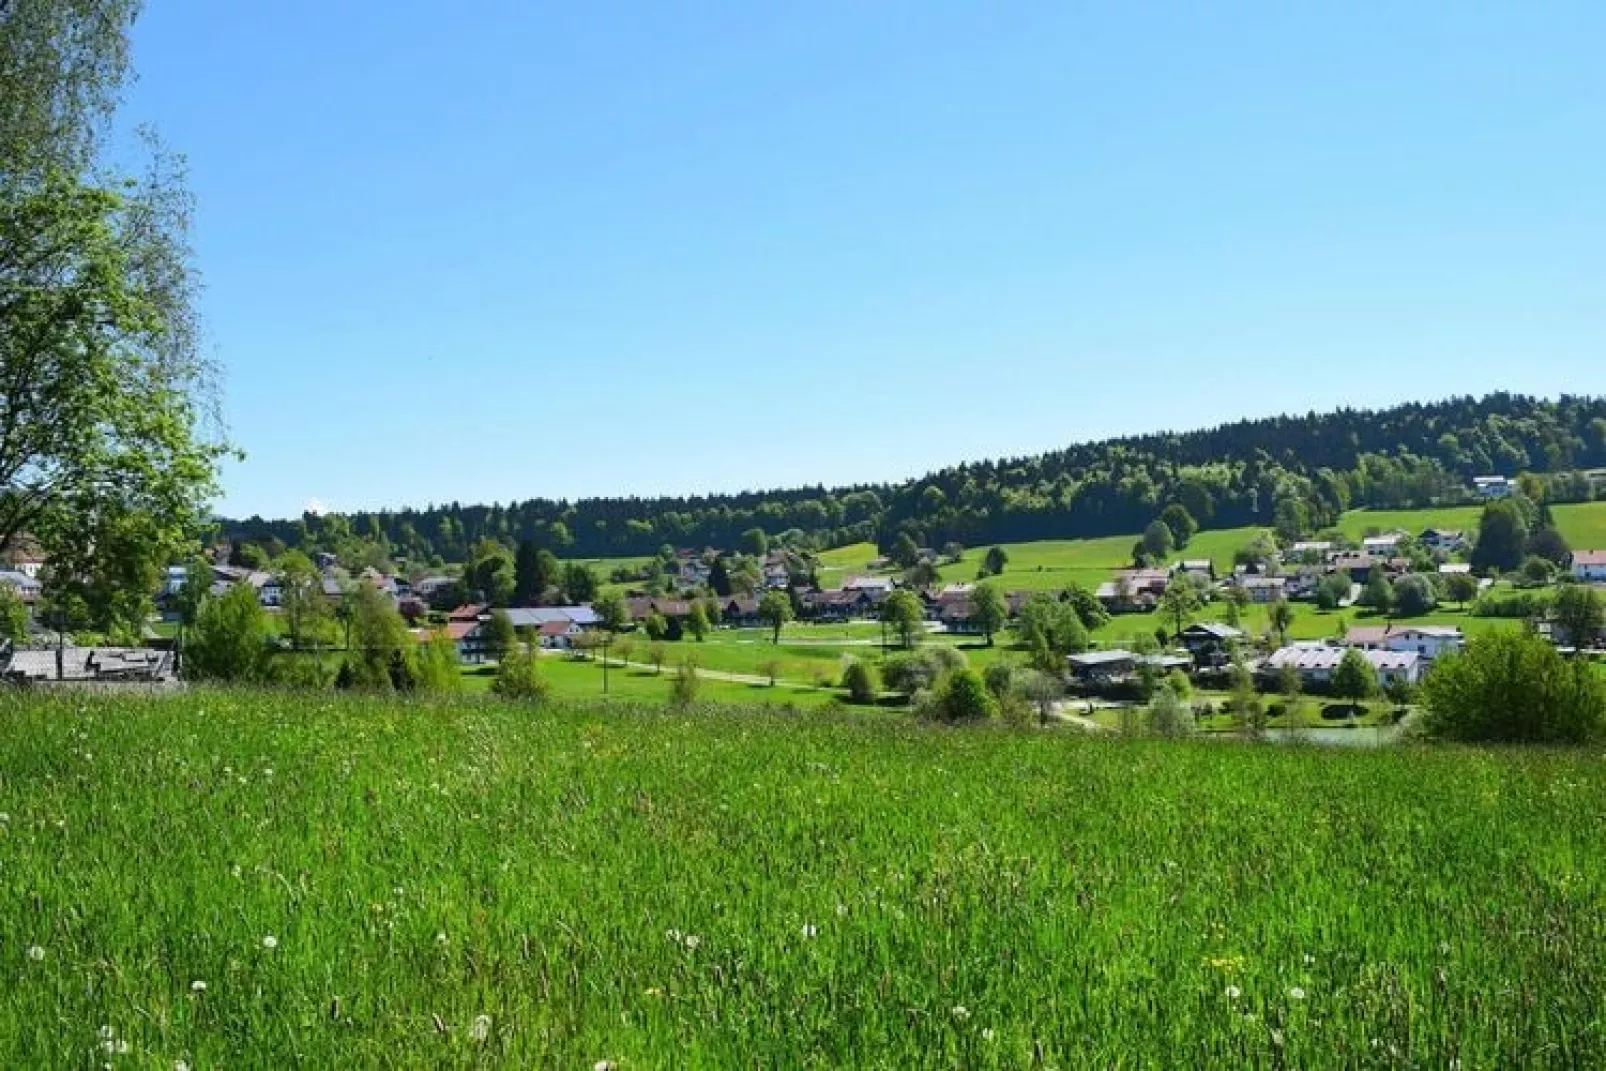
[225,393,1606,562]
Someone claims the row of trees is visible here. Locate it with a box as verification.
[222,394,1606,562]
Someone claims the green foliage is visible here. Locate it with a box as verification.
[739,528,769,558]
[1443,571,1479,607]
[482,609,516,662]
[841,659,879,704]
[413,634,462,695]
[1472,586,1553,619]
[1526,526,1572,568]
[982,660,1015,698]
[346,583,413,691]
[0,584,28,644]
[1422,630,1605,743]
[880,646,966,697]
[1393,574,1439,617]
[1331,648,1379,706]
[1140,520,1174,561]
[982,545,1009,576]
[1145,684,1194,737]
[685,602,710,642]
[1158,576,1202,639]
[644,613,669,643]
[1519,556,1557,587]
[880,590,925,649]
[890,533,921,570]
[561,563,598,605]
[593,589,629,632]
[1472,501,1529,575]
[1159,503,1197,549]
[513,541,560,605]
[184,584,269,683]
[1553,584,1605,649]
[1016,593,1089,670]
[278,550,330,650]
[491,649,551,702]
[669,658,702,709]
[927,668,997,722]
[969,583,1005,645]
[759,590,793,644]
[464,539,516,606]
[1015,668,1063,726]
[1361,569,1395,614]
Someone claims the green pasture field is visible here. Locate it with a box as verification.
[0,692,1600,1066]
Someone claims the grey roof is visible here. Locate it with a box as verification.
[4,646,172,682]
[1184,622,1243,640]
[503,606,601,629]
[1068,649,1137,667]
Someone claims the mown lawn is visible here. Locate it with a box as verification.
[0,692,1601,1067]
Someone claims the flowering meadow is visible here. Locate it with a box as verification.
[0,691,1602,1067]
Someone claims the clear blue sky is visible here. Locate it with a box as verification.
[123,1,1606,520]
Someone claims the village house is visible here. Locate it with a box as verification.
[842,575,897,595]
[1177,622,1243,667]
[1172,559,1216,584]
[0,570,43,605]
[1328,553,1382,585]
[1361,531,1408,557]
[802,588,877,623]
[2,645,176,686]
[1233,575,1288,604]
[1264,644,1422,687]
[1344,624,1466,662]
[1473,475,1512,499]
[1066,649,1193,686]
[1096,568,1171,612]
[1419,528,1466,553]
[1289,540,1335,559]
[1573,550,1606,583]
[718,595,761,628]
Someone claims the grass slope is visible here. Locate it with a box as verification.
[1,693,1601,1066]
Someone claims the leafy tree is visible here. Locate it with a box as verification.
[413,633,461,694]
[1471,501,1529,575]
[1361,569,1395,615]
[1422,630,1605,742]
[929,668,997,722]
[1443,571,1479,608]
[904,560,940,590]
[982,660,1015,698]
[757,657,782,687]
[482,608,516,663]
[1268,596,1295,646]
[1159,504,1198,550]
[1229,661,1265,738]
[1526,526,1572,568]
[277,550,329,651]
[842,659,878,703]
[513,541,560,605]
[492,648,550,702]
[983,546,1009,577]
[1016,593,1088,671]
[1272,496,1311,544]
[970,583,1006,646]
[739,528,769,558]
[708,556,731,597]
[1064,584,1110,631]
[185,584,270,683]
[1146,684,1193,737]
[685,602,710,642]
[1393,573,1438,617]
[346,582,413,690]
[0,583,27,644]
[1158,576,1201,640]
[648,642,668,674]
[1553,584,1605,648]
[759,590,793,645]
[890,533,921,570]
[1331,648,1378,713]
[669,658,701,709]
[1520,556,1557,587]
[1016,669,1063,727]
[1315,572,1352,611]
[462,539,516,606]
[643,613,669,642]
[880,590,925,649]
[593,589,629,633]
[561,563,598,604]
[1141,520,1175,561]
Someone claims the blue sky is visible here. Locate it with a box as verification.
[124,1,1606,520]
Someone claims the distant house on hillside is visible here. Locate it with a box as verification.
[1419,528,1466,552]
[1172,559,1216,584]
[0,570,42,605]
[1178,622,1242,667]
[1473,476,1512,499]
[1233,575,1288,604]
[1344,625,1465,662]
[1264,645,1421,687]
[1096,568,1170,612]
[1574,550,1606,583]
[1361,532,1407,557]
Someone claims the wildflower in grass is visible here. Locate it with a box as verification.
[1288,986,1306,1001]
[951,1005,971,1022]
[665,928,682,944]
[175,1061,191,1071]
[1303,953,1316,966]
[836,903,848,917]
[0,812,9,823]
[470,1015,491,1041]
[981,1028,996,1042]
[594,1061,617,1071]
[1224,985,1241,1000]
[683,934,701,951]
[435,932,448,946]
[800,923,818,940]
[262,935,278,950]
[26,944,44,962]
[190,980,206,993]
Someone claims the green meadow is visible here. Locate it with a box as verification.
[0,692,1601,1067]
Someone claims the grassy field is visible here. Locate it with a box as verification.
[1554,502,1606,551]
[0,692,1601,1066]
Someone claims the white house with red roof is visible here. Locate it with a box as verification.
[1573,550,1606,583]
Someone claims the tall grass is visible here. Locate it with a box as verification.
[0,691,1601,1066]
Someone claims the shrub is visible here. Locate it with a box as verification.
[929,669,997,722]
[983,661,1015,698]
[842,660,879,704]
[492,650,551,702]
[1472,588,1552,619]
[670,659,701,709]
[1146,685,1193,737]
[1421,630,1605,743]
[1393,574,1438,617]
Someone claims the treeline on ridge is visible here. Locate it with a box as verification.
[223,393,1606,563]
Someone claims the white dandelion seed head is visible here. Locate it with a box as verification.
[98,1026,116,1041]
[0,812,10,823]
[190,980,206,993]
[835,903,848,917]
[1438,941,1452,956]
[175,1061,191,1071]
[665,928,682,943]
[683,934,701,951]
[469,1014,491,1041]
[951,1005,971,1021]
[981,1028,996,1042]
[26,944,44,962]
[800,924,818,940]
[1288,986,1306,1001]
[594,1062,617,1071]
[261,935,278,950]
[435,932,448,946]
[1303,953,1316,966]
[1225,985,1241,1000]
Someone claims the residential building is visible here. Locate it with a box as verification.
[842,575,896,595]
[1234,575,1288,604]
[0,570,43,604]
[2,646,176,685]
[1344,625,1465,662]
[1289,541,1335,558]
[1067,649,1193,685]
[1178,622,1243,667]
[1361,532,1407,556]
[1573,550,1606,583]
[1173,559,1216,583]
[1473,475,1513,499]
[1264,645,1422,686]
[1096,568,1171,612]
[1419,528,1466,552]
